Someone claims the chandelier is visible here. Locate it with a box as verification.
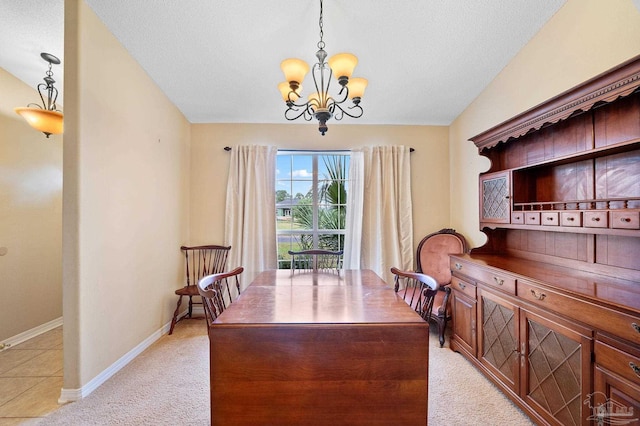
[14,52,63,138]
[278,0,367,136]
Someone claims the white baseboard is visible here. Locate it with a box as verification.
[0,317,63,351]
[58,312,196,403]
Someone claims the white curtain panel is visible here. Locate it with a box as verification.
[224,145,278,289]
[343,150,364,269]
[349,145,414,285]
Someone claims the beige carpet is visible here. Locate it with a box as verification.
[34,320,533,425]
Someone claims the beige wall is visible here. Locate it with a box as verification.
[0,67,63,341]
[63,0,190,390]
[190,123,450,263]
[450,0,640,249]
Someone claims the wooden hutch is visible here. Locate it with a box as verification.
[450,56,640,425]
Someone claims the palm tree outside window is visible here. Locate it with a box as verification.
[275,152,349,269]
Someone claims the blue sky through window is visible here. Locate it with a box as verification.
[276,154,350,200]
[276,155,313,198]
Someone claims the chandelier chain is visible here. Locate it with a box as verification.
[317,0,325,51]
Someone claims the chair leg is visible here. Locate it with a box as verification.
[187,295,194,318]
[438,316,447,348]
[169,295,183,335]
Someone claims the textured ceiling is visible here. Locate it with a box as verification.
[1,0,567,126]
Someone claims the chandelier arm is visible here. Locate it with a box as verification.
[326,85,349,107]
[285,96,321,113]
[36,82,58,111]
[310,64,324,105]
[26,102,44,110]
[286,89,299,105]
[285,104,314,122]
[332,103,364,121]
[48,86,59,111]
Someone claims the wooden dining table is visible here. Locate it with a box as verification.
[207,269,429,426]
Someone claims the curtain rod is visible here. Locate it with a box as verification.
[223,146,415,152]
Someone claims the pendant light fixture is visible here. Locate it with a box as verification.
[15,52,63,138]
[278,0,367,135]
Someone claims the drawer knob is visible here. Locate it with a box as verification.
[630,362,640,378]
[493,277,504,286]
[530,289,546,301]
[546,217,553,221]
[566,217,575,221]
[591,217,600,222]
[458,282,466,290]
[632,323,640,334]
[455,263,462,270]
[620,217,632,223]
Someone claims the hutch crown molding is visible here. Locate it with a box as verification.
[450,55,640,426]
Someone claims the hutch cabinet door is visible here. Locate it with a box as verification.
[451,289,477,358]
[478,288,519,392]
[479,171,511,224]
[520,309,592,426]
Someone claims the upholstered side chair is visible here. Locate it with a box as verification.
[416,228,468,347]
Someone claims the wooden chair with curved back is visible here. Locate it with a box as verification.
[288,249,343,274]
[169,245,231,335]
[390,267,439,321]
[416,228,468,347]
[197,267,244,326]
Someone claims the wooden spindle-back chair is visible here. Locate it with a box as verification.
[288,249,343,274]
[391,267,439,322]
[197,267,244,326]
[169,245,231,334]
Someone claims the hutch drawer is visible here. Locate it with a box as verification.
[611,210,640,229]
[517,278,640,344]
[451,258,516,295]
[583,211,608,228]
[525,212,540,225]
[560,211,582,227]
[541,212,559,226]
[511,211,524,224]
[595,340,640,387]
[451,276,476,299]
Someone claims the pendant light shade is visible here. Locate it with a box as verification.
[347,77,368,100]
[280,58,310,86]
[14,108,63,136]
[328,53,358,81]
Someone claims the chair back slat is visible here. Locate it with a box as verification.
[181,245,231,287]
[288,249,343,274]
[390,267,439,321]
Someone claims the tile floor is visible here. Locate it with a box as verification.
[0,326,63,425]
